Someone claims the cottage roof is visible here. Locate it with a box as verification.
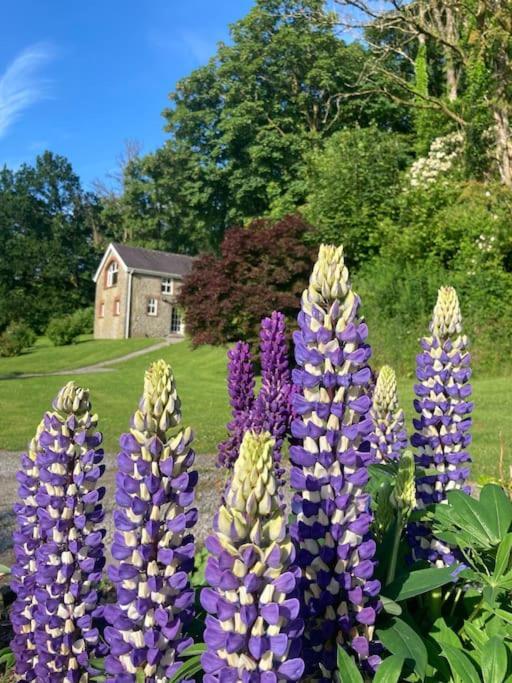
[93,243,195,282]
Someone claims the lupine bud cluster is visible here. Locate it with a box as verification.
[290,245,381,678]
[409,286,472,566]
[218,313,292,470]
[105,360,197,682]
[218,342,256,468]
[11,382,106,682]
[390,451,416,516]
[369,365,407,463]
[251,311,292,469]
[202,430,304,682]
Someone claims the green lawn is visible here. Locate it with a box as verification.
[0,335,158,377]
[0,338,509,481]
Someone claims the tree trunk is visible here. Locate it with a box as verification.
[493,107,512,187]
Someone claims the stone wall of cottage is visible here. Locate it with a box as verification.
[94,256,127,339]
[129,273,184,338]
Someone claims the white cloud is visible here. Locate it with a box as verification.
[0,43,55,139]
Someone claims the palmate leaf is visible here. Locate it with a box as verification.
[479,485,512,541]
[377,618,428,680]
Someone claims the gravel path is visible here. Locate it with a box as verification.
[0,450,229,568]
[0,450,291,569]
[7,336,181,379]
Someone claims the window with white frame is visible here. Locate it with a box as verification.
[114,299,120,316]
[170,307,182,334]
[161,278,173,295]
[107,260,119,287]
[147,298,158,316]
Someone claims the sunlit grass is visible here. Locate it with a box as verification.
[0,339,509,480]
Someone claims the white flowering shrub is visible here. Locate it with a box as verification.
[408,132,464,187]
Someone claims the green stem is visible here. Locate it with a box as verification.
[386,511,404,586]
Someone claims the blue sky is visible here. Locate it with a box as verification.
[1,0,254,189]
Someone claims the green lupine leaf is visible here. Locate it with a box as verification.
[479,485,512,542]
[445,490,497,546]
[441,644,481,683]
[377,618,428,680]
[494,534,512,578]
[0,563,10,575]
[380,595,402,616]
[493,608,512,624]
[384,565,457,602]
[179,643,207,658]
[89,658,106,670]
[430,617,462,649]
[167,655,203,683]
[463,621,489,651]
[481,636,508,683]
[336,645,364,683]
[373,654,404,682]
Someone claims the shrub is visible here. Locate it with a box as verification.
[46,307,92,346]
[72,306,94,335]
[179,214,315,346]
[0,321,36,357]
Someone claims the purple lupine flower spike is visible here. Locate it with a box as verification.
[252,311,293,468]
[217,341,255,468]
[11,382,106,682]
[290,245,382,678]
[201,431,304,682]
[105,359,197,682]
[408,287,472,567]
[369,365,408,463]
[10,420,45,680]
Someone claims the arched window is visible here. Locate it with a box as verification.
[107,260,119,287]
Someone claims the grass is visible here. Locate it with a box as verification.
[0,340,230,456]
[0,335,158,377]
[0,339,509,480]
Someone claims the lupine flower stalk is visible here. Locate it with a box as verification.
[290,245,381,679]
[201,430,304,682]
[11,382,106,682]
[409,286,472,566]
[105,359,198,681]
[10,421,44,680]
[251,311,292,468]
[369,365,407,463]
[218,314,292,470]
[217,341,256,468]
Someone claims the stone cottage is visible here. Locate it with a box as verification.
[93,243,194,339]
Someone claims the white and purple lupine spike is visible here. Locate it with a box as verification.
[10,421,45,680]
[105,359,198,682]
[251,311,293,467]
[201,431,305,683]
[369,365,408,463]
[290,245,381,679]
[218,315,293,471]
[408,287,472,566]
[11,382,106,682]
[217,341,256,468]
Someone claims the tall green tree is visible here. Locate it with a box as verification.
[0,152,100,332]
[121,0,406,252]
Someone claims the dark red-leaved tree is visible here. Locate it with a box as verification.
[179,214,315,346]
